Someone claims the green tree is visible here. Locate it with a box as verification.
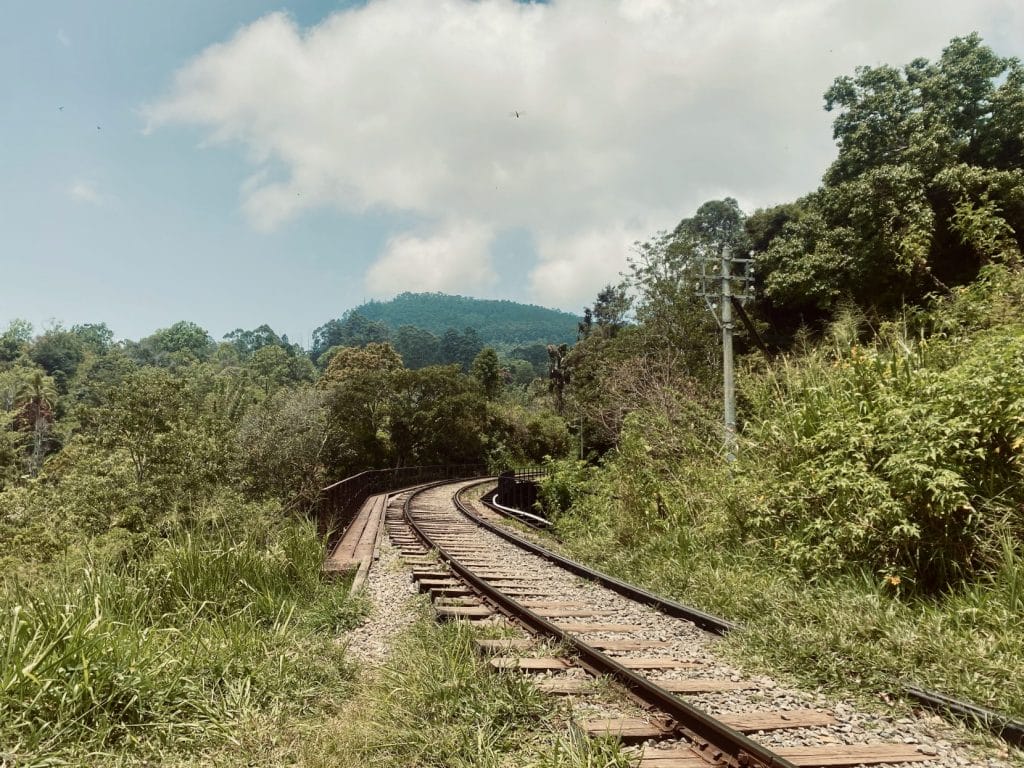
[134,321,215,366]
[234,385,330,508]
[70,323,115,355]
[439,327,483,371]
[223,324,287,359]
[29,325,85,387]
[96,368,191,485]
[13,370,58,476]
[311,312,390,362]
[755,35,1024,332]
[390,366,486,467]
[319,343,404,475]
[393,325,441,369]
[0,319,33,363]
[247,345,313,395]
[471,347,502,399]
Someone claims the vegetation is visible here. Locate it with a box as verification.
[0,501,362,765]
[351,292,579,345]
[3,29,1022,765]
[0,305,569,763]
[538,34,1024,728]
[316,613,631,768]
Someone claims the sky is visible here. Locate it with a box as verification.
[1,0,1022,346]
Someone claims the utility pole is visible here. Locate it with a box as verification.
[697,246,754,460]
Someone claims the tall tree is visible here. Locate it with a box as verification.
[471,347,502,399]
[754,34,1024,332]
[13,370,58,476]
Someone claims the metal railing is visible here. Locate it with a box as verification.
[317,464,487,546]
[509,465,549,481]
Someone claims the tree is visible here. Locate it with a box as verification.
[754,35,1024,332]
[70,323,115,355]
[29,325,85,386]
[439,327,483,370]
[319,343,405,475]
[311,312,390,362]
[579,284,631,340]
[223,324,287,359]
[471,347,502,399]
[390,366,487,467]
[0,319,32,363]
[96,368,190,484]
[245,345,314,395]
[13,370,58,476]
[393,325,441,369]
[235,385,330,508]
[135,321,215,366]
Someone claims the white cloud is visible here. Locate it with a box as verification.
[145,0,1024,309]
[56,29,70,47]
[366,222,496,295]
[68,180,104,206]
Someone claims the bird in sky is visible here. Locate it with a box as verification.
[510,110,524,118]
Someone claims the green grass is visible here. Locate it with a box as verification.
[0,511,364,766]
[301,611,635,768]
[549,508,1024,729]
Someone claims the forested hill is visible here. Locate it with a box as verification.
[352,293,579,346]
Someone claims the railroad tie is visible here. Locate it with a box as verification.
[474,638,536,653]
[638,743,938,766]
[489,656,573,671]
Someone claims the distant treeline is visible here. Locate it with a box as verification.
[351,292,578,346]
[311,310,550,379]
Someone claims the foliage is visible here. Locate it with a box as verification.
[737,315,1024,590]
[320,616,630,768]
[0,506,360,764]
[28,324,85,388]
[0,319,32,363]
[393,323,441,369]
[471,347,502,399]
[390,365,488,467]
[485,401,571,470]
[753,35,1024,335]
[353,291,579,345]
[130,320,216,367]
[235,386,330,508]
[311,311,391,363]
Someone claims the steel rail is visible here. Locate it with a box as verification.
[486,492,553,528]
[455,482,737,635]
[904,685,1024,747]
[402,483,797,768]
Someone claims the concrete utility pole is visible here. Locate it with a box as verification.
[697,246,753,460]
[720,248,736,457]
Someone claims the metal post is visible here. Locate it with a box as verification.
[720,247,736,460]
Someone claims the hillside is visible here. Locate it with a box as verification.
[352,293,579,346]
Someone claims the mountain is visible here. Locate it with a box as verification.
[352,293,579,346]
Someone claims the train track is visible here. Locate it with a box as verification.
[380,479,948,768]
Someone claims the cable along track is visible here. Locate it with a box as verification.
[388,480,942,768]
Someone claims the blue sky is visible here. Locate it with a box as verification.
[2,1,1022,345]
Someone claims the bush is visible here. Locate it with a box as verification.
[737,322,1024,591]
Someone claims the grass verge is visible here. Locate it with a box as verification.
[304,609,634,768]
[0,504,365,767]
[550,509,1024,732]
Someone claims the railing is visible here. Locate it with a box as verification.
[510,465,549,481]
[317,464,487,546]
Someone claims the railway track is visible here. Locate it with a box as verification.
[377,478,953,768]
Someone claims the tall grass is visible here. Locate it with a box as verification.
[0,513,362,765]
[314,615,634,768]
